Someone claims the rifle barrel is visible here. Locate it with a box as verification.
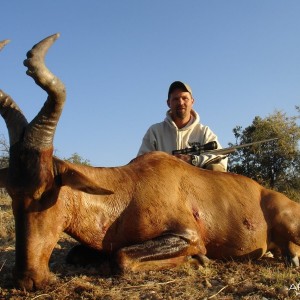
[202,138,279,156]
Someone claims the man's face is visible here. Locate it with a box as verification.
[167,89,194,120]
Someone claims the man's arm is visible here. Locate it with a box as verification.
[177,126,228,170]
[137,127,157,156]
[172,140,226,168]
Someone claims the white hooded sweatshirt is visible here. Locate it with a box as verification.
[137,109,227,170]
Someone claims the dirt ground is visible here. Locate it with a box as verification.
[1,196,300,299]
[2,235,300,299]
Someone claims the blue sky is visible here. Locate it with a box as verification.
[0,1,299,166]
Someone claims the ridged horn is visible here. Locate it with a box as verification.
[0,39,10,51]
[0,91,28,146]
[0,39,28,145]
[23,33,66,150]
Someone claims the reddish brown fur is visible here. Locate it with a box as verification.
[1,34,300,291]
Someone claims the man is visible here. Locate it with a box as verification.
[137,81,227,171]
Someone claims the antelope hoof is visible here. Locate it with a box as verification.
[14,271,56,291]
[283,254,299,267]
[194,254,210,266]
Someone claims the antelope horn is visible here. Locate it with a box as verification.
[0,91,28,146]
[23,33,66,150]
[0,39,10,51]
[0,39,28,146]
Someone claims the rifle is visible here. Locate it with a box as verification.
[172,138,279,156]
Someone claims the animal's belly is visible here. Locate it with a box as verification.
[205,222,268,260]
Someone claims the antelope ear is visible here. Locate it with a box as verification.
[54,159,114,195]
[0,168,8,188]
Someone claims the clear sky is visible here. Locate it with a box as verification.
[0,1,299,166]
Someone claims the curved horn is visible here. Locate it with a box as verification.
[23,33,66,150]
[0,39,28,145]
[0,91,28,146]
[0,39,10,51]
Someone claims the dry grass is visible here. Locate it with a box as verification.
[1,195,300,299]
[0,195,14,243]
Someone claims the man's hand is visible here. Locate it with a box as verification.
[173,154,192,164]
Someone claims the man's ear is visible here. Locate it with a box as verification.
[167,98,170,108]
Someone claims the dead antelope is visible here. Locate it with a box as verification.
[1,34,300,291]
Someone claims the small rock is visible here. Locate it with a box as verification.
[205,279,212,288]
[277,286,289,297]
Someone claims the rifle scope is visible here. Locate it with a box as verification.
[172,141,218,155]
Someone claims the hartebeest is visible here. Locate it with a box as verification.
[1,34,300,291]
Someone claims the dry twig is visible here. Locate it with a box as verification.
[123,279,178,290]
[31,277,76,300]
[208,279,248,299]
[0,260,6,272]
